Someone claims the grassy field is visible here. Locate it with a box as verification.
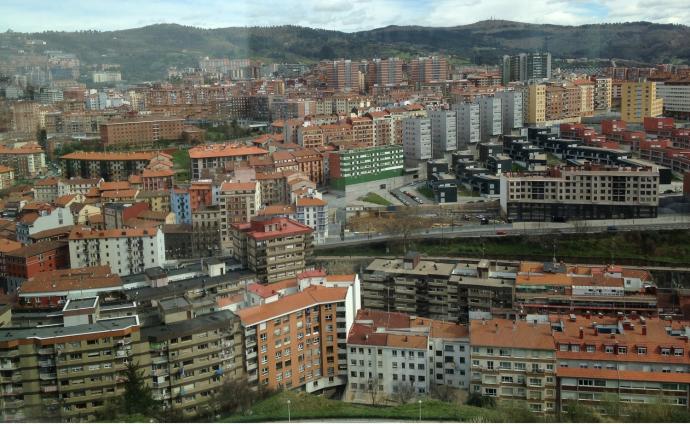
[223,390,503,422]
[417,186,435,200]
[358,192,392,206]
[317,230,690,266]
[171,149,191,182]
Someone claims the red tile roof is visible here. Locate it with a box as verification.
[61,151,156,161]
[189,144,268,159]
[69,227,159,240]
[19,266,121,294]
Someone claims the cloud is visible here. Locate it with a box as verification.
[0,0,688,32]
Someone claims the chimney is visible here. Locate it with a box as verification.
[642,325,647,336]
[579,327,584,339]
[495,323,499,334]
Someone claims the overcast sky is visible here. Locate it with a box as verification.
[1,0,688,33]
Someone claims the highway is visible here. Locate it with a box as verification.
[319,215,690,249]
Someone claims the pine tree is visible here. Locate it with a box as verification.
[121,360,160,417]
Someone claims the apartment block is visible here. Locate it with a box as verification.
[295,197,328,245]
[479,96,502,142]
[455,102,481,148]
[231,217,314,283]
[68,227,166,276]
[655,80,690,119]
[410,56,448,84]
[470,318,557,414]
[495,90,524,134]
[0,145,46,179]
[515,261,657,315]
[328,145,404,190]
[61,151,160,181]
[219,181,261,254]
[553,314,690,414]
[501,53,552,84]
[0,299,148,422]
[345,309,470,403]
[99,116,185,147]
[592,77,613,111]
[621,81,663,124]
[527,84,546,126]
[327,60,361,92]
[366,58,404,89]
[499,165,660,222]
[237,283,357,392]
[188,144,268,180]
[429,110,457,159]
[402,117,432,162]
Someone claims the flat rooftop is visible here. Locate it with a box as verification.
[366,258,455,276]
[0,316,139,343]
[141,310,237,342]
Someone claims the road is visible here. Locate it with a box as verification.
[319,216,690,249]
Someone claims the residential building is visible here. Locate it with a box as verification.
[345,309,470,403]
[0,302,148,422]
[367,58,404,89]
[142,168,175,191]
[327,59,360,92]
[68,227,166,277]
[171,188,191,224]
[499,165,660,222]
[429,110,457,159]
[188,180,217,212]
[515,261,657,315]
[495,90,524,134]
[188,144,268,180]
[410,56,448,84]
[455,102,481,148]
[621,81,663,124]
[470,318,557,414]
[236,282,358,391]
[592,76,613,111]
[16,206,74,244]
[402,117,432,163]
[0,166,15,190]
[0,145,45,179]
[655,79,690,119]
[526,84,546,126]
[552,314,690,414]
[230,217,313,283]
[219,181,261,253]
[328,145,404,190]
[99,116,185,147]
[61,151,161,181]
[295,197,328,245]
[501,52,552,84]
[479,96,502,142]
[4,240,70,294]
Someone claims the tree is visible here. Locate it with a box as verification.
[430,383,456,402]
[121,360,160,417]
[382,208,426,253]
[368,377,381,405]
[392,381,416,404]
[561,400,601,423]
[466,392,496,408]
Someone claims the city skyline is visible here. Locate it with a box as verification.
[1,0,689,33]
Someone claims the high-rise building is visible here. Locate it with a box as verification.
[592,76,613,111]
[428,110,457,158]
[455,102,481,148]
[527,84,546,126]
[219,181,262,253]
[367,58,403,89]
[410,56,448,84]
[327,60,360,92]
[621,81,663,123]
[495,90,524,134]
[402,117,432,162]
[479,96,502,142]
[501,52,552,84]
[655,80,690,119]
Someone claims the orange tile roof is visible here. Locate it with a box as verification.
[35,177,60,187]
[258,204,295,216]
[0,238,21,254]
[101,189,138,199]
[142,168,174,178]
[100,181,131,191]
[470,318,555,350]
[220,181,257,191]
[69,226,159,240]
[295,197,327,207]
[0,146,44,155]
[189,144,268,159]
[19,266,121,294]
[128,175,142,184]
[245,218,313,241]
[61,151,156,161]
[248,278,298,298]
[237,285,348,325]
[54,194,76,207]
[0,165,13,174]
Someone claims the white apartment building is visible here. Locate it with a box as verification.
[402,117,431,162]
[428,110,457,159]
[479,96,502,142]
[470,318,557,414]
[68,227,166,276]
[16,206,74,244]
[656,80,690,118]
[495,90,524,134]
[593,77,613,111]
[346,309,470,404]
[295,197,328,245]
[455,102,480,148]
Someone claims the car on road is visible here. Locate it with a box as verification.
[496,230,507,235]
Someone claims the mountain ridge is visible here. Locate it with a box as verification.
[1,20,688,82]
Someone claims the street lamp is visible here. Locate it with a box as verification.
[418,399,422,422]
[287,399,291,423]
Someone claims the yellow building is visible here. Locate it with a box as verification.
[527,84,546,126]
[621,81,663,123]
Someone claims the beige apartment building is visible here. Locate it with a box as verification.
[527,84,546,126]
[470,318,557,415]
[219,181,261,254]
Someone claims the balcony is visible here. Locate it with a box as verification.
[3,399,24,408]
[152,355,168,365]
[39,372,57,380]
[38,359,55,367]
[0,362,17,370]
[41,385,58,393]
[0,350,19,358]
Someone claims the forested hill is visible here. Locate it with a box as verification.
[1,20,688,81]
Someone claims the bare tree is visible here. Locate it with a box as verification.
[430,383,456,402]
[368,377,381,405]
[382,208,426,252]
[393,381,416,404]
